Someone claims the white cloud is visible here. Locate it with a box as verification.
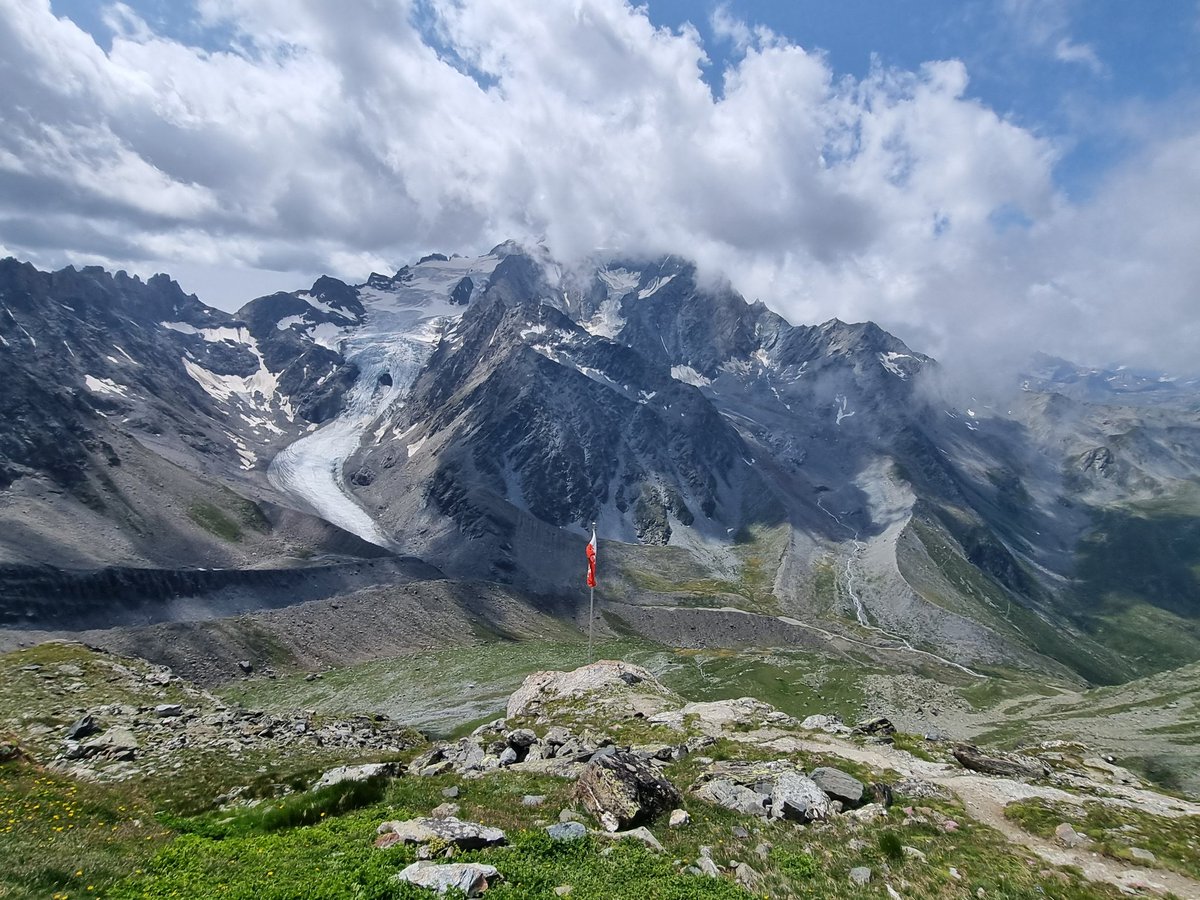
[1053,37,1103,74]
[0,0,1193,375]
[1000,0,1105,74]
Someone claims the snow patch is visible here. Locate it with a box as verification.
[637,274,675,299]
[597,267,639,295]
[834,394,855,425]
[84,375,128,397]
[670,365,711,387]
[584,297,626,338]
[878,351,914,379]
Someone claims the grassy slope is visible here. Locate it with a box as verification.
[1068,496,1200,674]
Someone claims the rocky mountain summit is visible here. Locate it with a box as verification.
[4,644,1199,898]
[1,243,1198,685]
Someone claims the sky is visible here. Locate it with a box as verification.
[1,0,1198,375]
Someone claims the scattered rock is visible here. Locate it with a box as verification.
[849,866,872,885]
[442,786,460,799]
[376,817,507,850]
[431,803,460,819]
[1127,847,1156,864]
[852,717,895,737]
[695,857,721,877]
[599,826,664,852]
[892,778,951,802]
[732,861,762,890]
[498,747,518,766]
[574,750,681,832]
[731,825,749,839]
[82,726,139,759]
[313,762,398,790]
[522,795,545,807]
[65,715,99,741]
[810,766,864,807]
[394,861,499,897]
[554,886,572,897]
[847,803,888,824]
[558,808,582,823]
[668,808,690,828]
[237,660,253,674]
[1054,822,1090,848]
[952,744,1049,780]
[154,704,183,718]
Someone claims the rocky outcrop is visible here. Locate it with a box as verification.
[952,744,1049,780]
[506,661,677,719]
[573,750,682,832]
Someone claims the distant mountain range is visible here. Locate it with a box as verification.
[1,246,1197,684]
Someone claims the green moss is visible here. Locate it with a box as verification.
[188,501,244,541]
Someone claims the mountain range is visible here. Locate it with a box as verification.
[1,245,1197,686]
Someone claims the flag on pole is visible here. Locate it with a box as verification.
[586,527,597,588]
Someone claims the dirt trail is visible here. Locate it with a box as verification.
[740,731,1200,898]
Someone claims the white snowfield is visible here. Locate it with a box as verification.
[267,255,501,549]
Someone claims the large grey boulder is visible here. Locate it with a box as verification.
[574,750,682,832]
[394,861,499,897]
[375,816,507,850]
[810,767,864,807]
[772,772,832,822]
[952,744,1049,780]
[693,779,771,817]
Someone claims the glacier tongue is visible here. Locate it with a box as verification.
[267,254,498,549]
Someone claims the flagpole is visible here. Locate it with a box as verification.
[587,521,596,664]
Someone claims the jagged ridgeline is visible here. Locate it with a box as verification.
[0,245,1199,687]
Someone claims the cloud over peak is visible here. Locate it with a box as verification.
[0,0,1195,372]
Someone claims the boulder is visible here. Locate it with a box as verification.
[394,861,499,897]
[800,714,850,734]
[83,727,139,759]
[693,779,771,817]
[154,704,183,718]
[951,744,1049,780]
[668,808,690,828]
[810,767,864,807]
[507,729,537,749]
[772,772,832,822]
[375,816,506,850]
[65,715,100,740]
[598,826,664,852]
[547,822,587,841]
[574,750,681,832]
[313,762,398,790]
[1054,822,1089,848]
[849,866,872,885]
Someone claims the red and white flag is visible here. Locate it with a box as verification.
[586,527,597,588]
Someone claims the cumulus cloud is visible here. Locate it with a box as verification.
[0,0,1194,374]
